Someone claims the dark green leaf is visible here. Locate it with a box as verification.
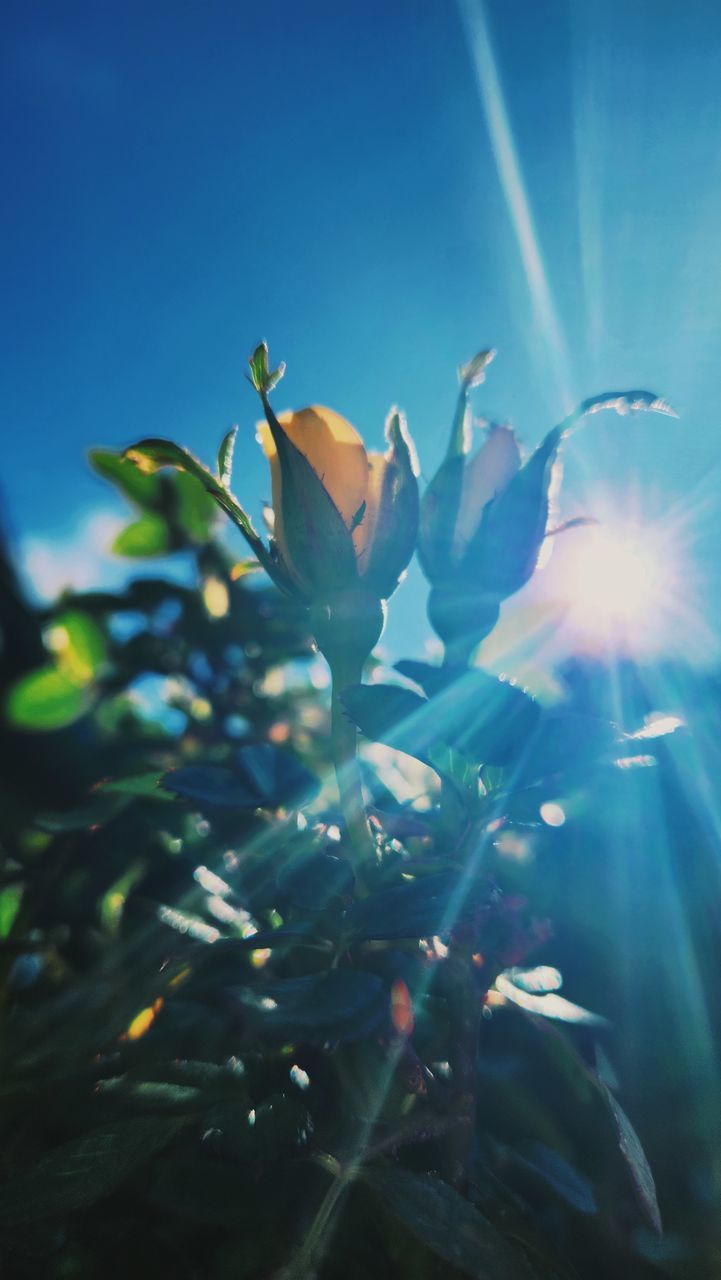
[162,765,261,809]
[163,747,316,810]
[234,743,318,806]
[36,792,129,832]
[233,969,386,1042]
[276,853,354,911]
[97,772,173,799]
[601,1084,662,1234]
[344,670,540,767]
[0,1117,184,1224]
[95,1078,205,1113]
[512,1141,597,1214]
[347,872,482,941]
[516,710,616,785]
[365,1167,537,1279]
[341,683,430,760]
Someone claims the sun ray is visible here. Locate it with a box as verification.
[456,0,576,410]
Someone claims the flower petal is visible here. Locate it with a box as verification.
[453,424,521,556]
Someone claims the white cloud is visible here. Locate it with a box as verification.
[20,508,126,602]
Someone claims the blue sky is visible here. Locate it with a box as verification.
[3,0,721,662]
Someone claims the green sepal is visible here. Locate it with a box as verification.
[259,395,359,597]
[248,341,286,395]
[462,424,563,598]
[417,454,465,585]
[363,409,420,600]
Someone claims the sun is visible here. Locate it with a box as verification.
[558,520,681,654]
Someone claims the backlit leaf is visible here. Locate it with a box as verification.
[112,513,171,558]
[6,666,89,731]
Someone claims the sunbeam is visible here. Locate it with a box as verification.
[456,0,575,409]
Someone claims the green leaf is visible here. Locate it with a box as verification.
[163,748,316,811]
[95,1078,205,1113]
[89,448,162,508]
[601,1083,662,1234]
[36,793,129,832]
[218,425,238,488]
[112,512,171,558]
[276,853,354,912]
[6,666,89,731]
[0,884,23,939]
[122,438,281,581]
[511,1141,597,1215]
[515,710,616,786]
[234,969,386,1042]
[0,1117,184,1225]
[173,470,217,544]
[162,765,264,809]
[396,664,541,765]
[341,683,429,758]
[344,671,539,769]
[97,772,173,799]
[347,872,482,941]
[365,1167,538,1279]
[52,610,107,683]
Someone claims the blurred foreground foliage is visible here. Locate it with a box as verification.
[0,361,719,1280]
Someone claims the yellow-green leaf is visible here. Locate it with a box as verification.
[6,667,89,731]
[0,885,23,939]
[112,513,171,558]
[89,448,162,508]
[50,611,107,682]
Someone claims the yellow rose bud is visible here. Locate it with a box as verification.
[256,400,418,608]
